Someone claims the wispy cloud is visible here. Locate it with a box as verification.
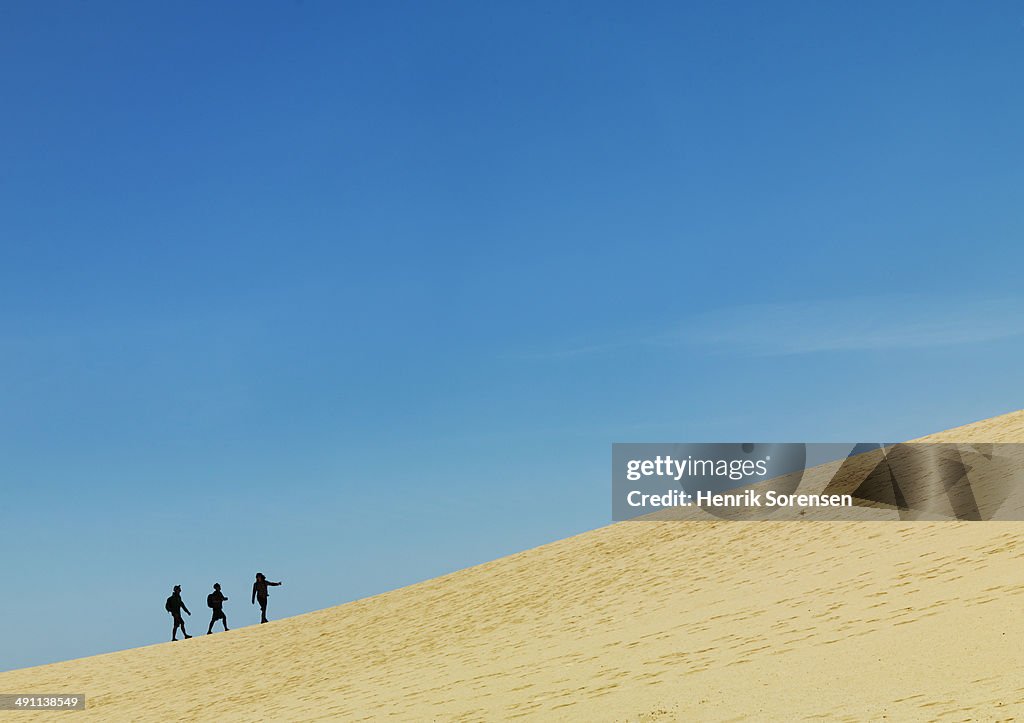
[657,295,1024,356]
[527,295,1024,360]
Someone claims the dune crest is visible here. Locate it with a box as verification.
[3,410,1024,720]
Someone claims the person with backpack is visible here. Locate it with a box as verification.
[165,585,192,641]
[251,572,282,623]
[206,583,229,634]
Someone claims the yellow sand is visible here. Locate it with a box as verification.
[3,411,1024,721]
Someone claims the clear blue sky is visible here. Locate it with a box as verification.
[2,1,1023,671]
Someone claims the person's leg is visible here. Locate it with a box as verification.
[208,615,215,634]
[172,617,181,641]
[259,599,268,623]
[222,612,229,631]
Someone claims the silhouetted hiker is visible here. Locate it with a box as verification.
[207,583,229,634]
[165,585,192,641]
[251,572,282,623]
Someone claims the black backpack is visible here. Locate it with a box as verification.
[207,593,216,609]
[165,596,175,613]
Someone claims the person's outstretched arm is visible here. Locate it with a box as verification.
[269,580,282,586]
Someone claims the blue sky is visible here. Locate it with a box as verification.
[2,1,1023,671]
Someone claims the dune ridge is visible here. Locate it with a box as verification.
[2,410,1024,721]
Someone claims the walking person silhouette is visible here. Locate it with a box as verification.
[165,585,192,641]
[251,572,282,623]
[206,583,229,634]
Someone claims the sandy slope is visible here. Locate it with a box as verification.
[2,411,1024,721]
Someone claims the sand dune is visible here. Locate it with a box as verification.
[3,411,1024,721]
